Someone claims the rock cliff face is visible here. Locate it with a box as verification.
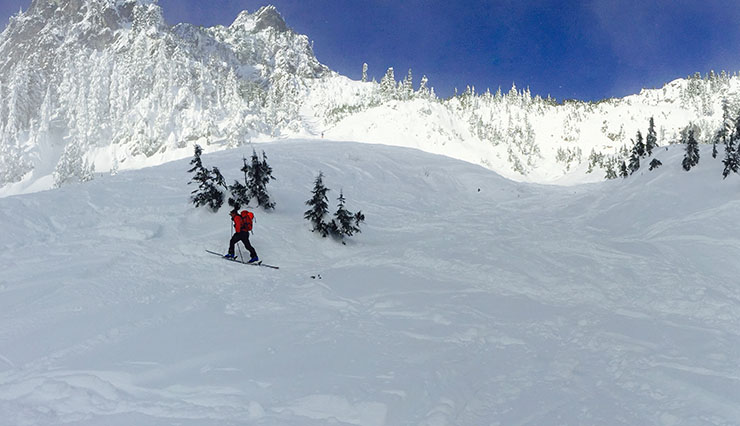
[0,0,329,189]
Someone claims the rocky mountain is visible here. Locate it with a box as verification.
[1,0,739,194]
[0,0,328,192]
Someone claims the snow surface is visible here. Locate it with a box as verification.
[2,140,740,425]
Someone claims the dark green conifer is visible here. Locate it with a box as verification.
[645,117,658,156]
[682,129,700,171]
[722,114,740,178]
[648,158,662,170]
[304,172,331,237]
[634,131,646,158]
[619,161,629,178]
[188,144,226,212]
[329,190,365,243]
[246,149,276,210]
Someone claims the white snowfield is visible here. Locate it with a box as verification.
[1,140,740,425]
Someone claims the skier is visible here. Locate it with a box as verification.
[225,208,259,263]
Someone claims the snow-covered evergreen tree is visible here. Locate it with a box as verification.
[380,67,396,98]
[228,156,251,209]
[628,150,640,175]
[645,117,658,156]
[304,171,331,237]
[720,99,734,137]
[403,69,414,100]
[188,144,226,212]
[418,75,430,98]
[111,156,120,176]
[722,115,740,178]
[634,131,646,158]
[619,161,629,178]
[245,149,276,210]
[361,63,368,83]
[682,129,700,171]
[604,160,617,180]
[228,181,248,209]
[328,190,365,243]
[722,145,740,178]
[53,139,95,187]
[0,131,31,185]
[649,158,662,170]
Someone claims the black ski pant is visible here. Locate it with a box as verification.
[229,231,258,259]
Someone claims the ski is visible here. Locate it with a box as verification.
[205,250,279,269]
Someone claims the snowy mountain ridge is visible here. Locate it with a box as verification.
[1,0,739,195]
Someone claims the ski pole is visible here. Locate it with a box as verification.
[228,217,234,255]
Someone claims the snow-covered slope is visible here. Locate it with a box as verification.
[2,141,740,425]
[311,74,740,184]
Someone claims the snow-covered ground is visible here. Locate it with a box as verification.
[2,140,740,425]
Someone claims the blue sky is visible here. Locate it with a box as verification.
[2,0,739,101]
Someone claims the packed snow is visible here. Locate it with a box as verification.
[2,140,740,425]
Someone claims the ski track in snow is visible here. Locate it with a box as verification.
[1,141,740,425]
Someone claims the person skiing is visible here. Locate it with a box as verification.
[225,207,259,263]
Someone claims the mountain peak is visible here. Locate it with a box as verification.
[229,5,288,33]
[254,5,287,32]
[22,0,148,29]
[27,0,146,15]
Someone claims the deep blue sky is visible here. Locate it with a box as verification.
[2,0,739,101]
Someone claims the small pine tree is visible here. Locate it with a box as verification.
[188,144,205,175]
[228,181,248,209]
[723,149,740,178]
[187,144,226,212]
[648,158,662,170]
[354,211,366,228]
[304,172,331,237]
[403,69,414,99]
[722,115,740,178]
[604,160,617,180]
[634,131,646,158]
[329,190,365,243]
[619,160,629,178]
[53,139,95,187]
[721,98,734,138]
[380,67,396,97]
[418,75,430,98]
[211,166,226,188]
[628,149,640,174]
[246,149,276,210]
[714,105,732,164]
[682,129,700,171]
[228,156,251,209]
[646,117,658,156]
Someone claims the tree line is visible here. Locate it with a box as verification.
[187,144,364,243]
[602,102,740,180]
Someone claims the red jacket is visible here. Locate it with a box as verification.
[231,210,253,233]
